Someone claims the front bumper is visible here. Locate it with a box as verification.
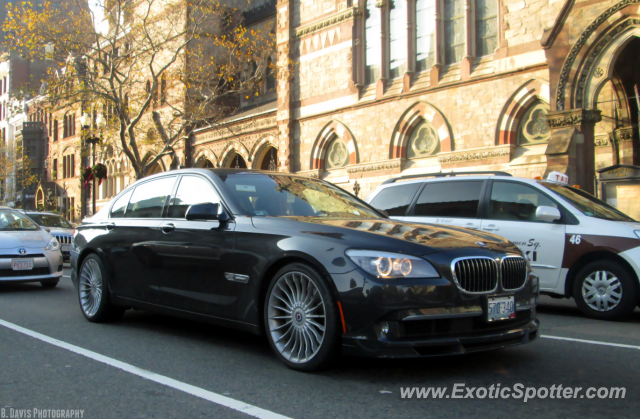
[331,264,539,358]
[0,248,64,283]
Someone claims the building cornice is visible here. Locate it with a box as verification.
[294,7,360,39]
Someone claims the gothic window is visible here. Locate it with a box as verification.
[325,137,350,169]
[444,0,465,65]
[416,0,436,72]
[475,0,498,57]
[365,0,382,84]
[389,0,408,79]
[407,120,440,158]
[517,101,551,146]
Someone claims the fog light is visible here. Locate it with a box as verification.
[380,322,389,335]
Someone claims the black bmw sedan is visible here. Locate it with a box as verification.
[71,169,539,371]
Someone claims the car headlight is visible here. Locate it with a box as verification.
[345,249,440,279]
[635,230,640,240]
[44,237,60,251]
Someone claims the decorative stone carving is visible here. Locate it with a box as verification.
[408,120,439,158]
[519,102,551,145]
[594,67,604,78]
[294,8,360,38]
[545,109,602,129]
[614,127,633,143]
[594,136,611,147]
[556,2,640,110]
[437,148,510,163]
[346,160,402,174]
[197,117,277,143]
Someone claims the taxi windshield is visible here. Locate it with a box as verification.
[540,182,635,222]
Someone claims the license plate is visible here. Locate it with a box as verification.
[486,295,515,322]
[61,245,71,252]
[12,259,33,271]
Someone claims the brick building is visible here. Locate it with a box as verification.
[38,0,640,218]
[190,0,639,206]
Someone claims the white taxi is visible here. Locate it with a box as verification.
[366,171,640,320]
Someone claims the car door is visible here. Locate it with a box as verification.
[101,176,177,303]
[480,180,566,290]
[154,175,238,319]
[404,180,486,230]
[368,182,422,221]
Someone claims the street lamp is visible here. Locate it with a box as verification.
[81,112,104,215]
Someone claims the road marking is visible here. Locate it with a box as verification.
[0,319,292,419]
[543,335,640,350]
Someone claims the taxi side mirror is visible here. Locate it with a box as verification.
[535,206,561,222]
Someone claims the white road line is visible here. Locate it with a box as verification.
[0,319,292,419]
[543,335,640,350]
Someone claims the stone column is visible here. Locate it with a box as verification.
[276,0,294,172]
[545,109,601,194]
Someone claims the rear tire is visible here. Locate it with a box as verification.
[264,263,340,372]
[40,280,59,289]
[78,254,125,322]
[573,260,637,321]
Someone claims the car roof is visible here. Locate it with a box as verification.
[377,173,554,188]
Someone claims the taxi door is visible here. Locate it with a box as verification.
[480,180,566,291]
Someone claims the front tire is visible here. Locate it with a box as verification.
[264,263,340,371]
[78,254,125,322]
[573,260,637,321]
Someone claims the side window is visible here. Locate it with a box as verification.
[110,189,133,218]
[369,183,421,216]
[125,177,176,218]
[168,176,221,219]
[414,181,483,218]
[489,181,558,222]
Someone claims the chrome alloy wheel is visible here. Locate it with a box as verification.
[582,270,622,312]
[267,271,326,364]
[79,259,103,317]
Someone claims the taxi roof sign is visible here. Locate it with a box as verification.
[547,171,569,184]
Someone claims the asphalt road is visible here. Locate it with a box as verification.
[0,269,638,419]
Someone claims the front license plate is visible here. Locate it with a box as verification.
[12,259,33,271]
[61,245,71,252]
[486,295,515,322]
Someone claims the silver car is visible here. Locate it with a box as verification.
[0,207,64,288]
[24,211,74,263]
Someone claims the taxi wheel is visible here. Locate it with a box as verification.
[573,260,637,321]
[40,280,59,288]
[264,263,340,372]
[78,254,125,323]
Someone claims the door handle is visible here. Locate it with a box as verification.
[483,225,500,231]
[465,223,478,230]
[103,222,115,231]
[161,223,175,234]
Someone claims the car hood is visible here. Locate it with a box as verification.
[0,230,51,249]
[43,227,74,235]
[252,217,520,255]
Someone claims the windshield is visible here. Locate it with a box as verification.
[28,214,73,228]
[0,210,40,231]
[221,174,383,219]
[540,182,635,222]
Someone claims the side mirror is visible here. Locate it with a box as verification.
[535,206,561,222]
[379,209,389,218]
[185,203,230,222]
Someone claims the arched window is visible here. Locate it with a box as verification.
[324,137,349,169]
[517,101,551,146]
[407,120,440,158]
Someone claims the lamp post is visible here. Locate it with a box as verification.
[80,113,104,215]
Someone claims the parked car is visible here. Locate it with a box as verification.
[0,207,64,288]
[366,171,640,321]
[24,211,74,263]
[71,169,539,371]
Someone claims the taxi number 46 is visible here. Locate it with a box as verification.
[569,235,582,245]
